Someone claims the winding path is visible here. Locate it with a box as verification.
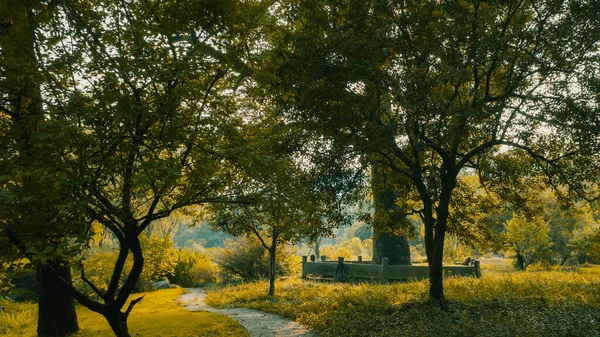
[177,288,319,337]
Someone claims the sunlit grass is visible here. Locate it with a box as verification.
[206,267,600,337]
[1,288,249,337]
[0,298,36,335]
[578,264,600,275]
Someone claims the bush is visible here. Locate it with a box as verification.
[215,237,296,282]
[134,235,178,292]
[169,249,218,287]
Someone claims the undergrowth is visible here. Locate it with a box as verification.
[206,270,600,337]
[0,298,36,335]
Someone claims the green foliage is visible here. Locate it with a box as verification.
[572,222,600,263]
[207,270,600,337]
[169,249,218,287]
[135,236,178,292]
[504,213,552,270]
[215,237,296,282]
[273,0,600,299]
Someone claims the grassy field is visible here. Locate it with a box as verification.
[0,287,249,337]
[206,263,600,337]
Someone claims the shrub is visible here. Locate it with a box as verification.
[169,249,218,287]
[215,237,296,282]
[134,235,178,292]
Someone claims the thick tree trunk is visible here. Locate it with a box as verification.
[371,162,411,265]
[37,262,79,337]
[372,230,411,265]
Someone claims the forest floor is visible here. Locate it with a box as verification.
[177,288,319,337]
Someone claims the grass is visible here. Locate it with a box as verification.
[206,265,600,337]
[1,287,249,337]
[0,298,36,335]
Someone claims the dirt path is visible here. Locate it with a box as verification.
[177,288,319,337]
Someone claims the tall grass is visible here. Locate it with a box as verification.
[206,269,600,337]
[0,298,36,335]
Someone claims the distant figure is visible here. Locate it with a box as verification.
[462,257,472,266]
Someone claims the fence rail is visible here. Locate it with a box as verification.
[301,256,480,282]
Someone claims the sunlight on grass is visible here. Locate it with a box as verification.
[0,299,37,335]
[1,288,249,337]
[207,267,600,337]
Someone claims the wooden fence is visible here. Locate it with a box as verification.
[301,256,480,282]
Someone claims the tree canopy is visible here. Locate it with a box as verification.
[271,0,600,301]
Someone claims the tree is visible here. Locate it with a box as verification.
[504,213,551,270]
[210,115,356,296]
[1,1,272,336]
[273,0,600,301]
[0,1,82,335]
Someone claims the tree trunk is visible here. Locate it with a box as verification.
[515,253,525,270]
[268,243,277,296]
[105,311,131,337]
[371,161,411,265]
[429,229,446,302]
[372,230,411,265]
[37,262,79,337]
[427,181,454,303]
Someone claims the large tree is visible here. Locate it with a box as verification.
[0,1,83,335]
[3,1,272,336]
[272,0,600,301]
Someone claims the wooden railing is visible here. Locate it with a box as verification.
[301,256,480,282]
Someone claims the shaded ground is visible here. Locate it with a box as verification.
[177,288,319,337]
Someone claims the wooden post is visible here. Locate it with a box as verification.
[358,256,362,263]
[336,256,345,281]
[474,260,481,277]
[379,258,388,283]
[321,256,326,262]
[302,256,307,279]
